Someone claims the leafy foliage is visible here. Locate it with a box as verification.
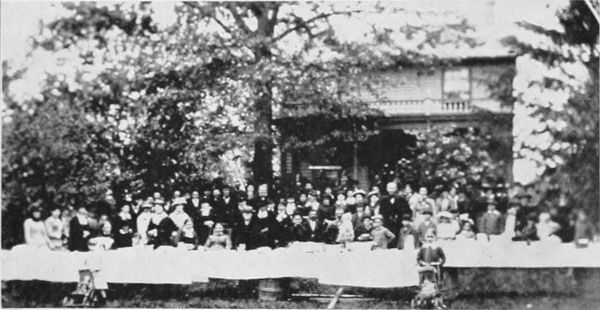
[504,0,599,223]
[395,127,509,199]
[2,2,482,247]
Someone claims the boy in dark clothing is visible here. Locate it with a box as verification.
[480,200,503,236]
[417,229,446,286]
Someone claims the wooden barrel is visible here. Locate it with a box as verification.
[257,279,287,301]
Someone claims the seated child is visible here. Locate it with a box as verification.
[84,238,111,305]
[512,214,539,243]
[436,211,459,241]
[336,213,355,246]
[354,216,374,242]
[417,229,446,286]
[204,223,232,250]
[456,219,476,240]
[371,215,395,249]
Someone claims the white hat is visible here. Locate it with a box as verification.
[438,211,453,219]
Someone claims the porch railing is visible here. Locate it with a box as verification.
[370,98,507,116]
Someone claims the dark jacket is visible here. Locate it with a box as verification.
[147,216,179,249]
[193,207,214,245]
[256,213,276,248]
[417,245,446,266]
[232,217,261,250]
[274,215,292,247]
[380,195,411,233]
[288,223,310,242]
[303,219,327,242]
[68,216,91,252]
[112,214,133,248]
[355,225,374,241]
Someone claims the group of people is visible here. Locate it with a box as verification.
[22,179,597,252]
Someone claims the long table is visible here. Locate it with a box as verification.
[2,241,600,288]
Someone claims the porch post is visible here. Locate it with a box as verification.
[352,123,358,181]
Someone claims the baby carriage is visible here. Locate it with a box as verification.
[62,237,111,307]
[411,263,445,309]
[61,269,102,307]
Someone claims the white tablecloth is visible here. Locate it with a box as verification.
[2,241,600,288]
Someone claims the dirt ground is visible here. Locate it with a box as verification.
[3,268,600,309]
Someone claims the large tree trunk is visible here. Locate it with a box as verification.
[249,3,278,185]
[252,83,273,184]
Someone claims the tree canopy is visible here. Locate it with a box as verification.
[2,1,488,247]
[504,0,599,223]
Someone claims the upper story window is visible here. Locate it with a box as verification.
[443,67,471,100]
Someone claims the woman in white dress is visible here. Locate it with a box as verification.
[44,206,64,250]
[24,207,49,248]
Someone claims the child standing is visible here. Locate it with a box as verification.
[480,200,503,237]
[371,215,395,249]
[417,229,446,286]
[336,213,355,247]
[574,210,596,248]
[417,210,437,245]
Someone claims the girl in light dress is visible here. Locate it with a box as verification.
[204,223,232,250]
[24,207,50,248]
[45,206,65,250]
[336,213,355,247]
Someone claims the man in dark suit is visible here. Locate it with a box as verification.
[252,183,273,212]
[185,191,202,217]
[213,186,237,228]
[379,182,411,247]
[303,209,327,242]
[232,207,260,250]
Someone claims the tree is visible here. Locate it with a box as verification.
[503,0,599,223]
[392,127,510,205]
[2,1,481,246]
[43,2,478,184]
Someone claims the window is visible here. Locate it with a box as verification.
[443,68,471,100]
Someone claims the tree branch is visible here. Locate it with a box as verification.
[272,9,361,43]
[212,12,233,34]
[225,4,252,35]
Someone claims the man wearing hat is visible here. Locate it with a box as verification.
[136,201,153,245]
[366,190,380,217]
[169,197,191,229]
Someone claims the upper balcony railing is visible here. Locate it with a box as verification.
[370,98,511,116]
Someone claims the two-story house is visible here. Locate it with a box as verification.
[278,53,516,190]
